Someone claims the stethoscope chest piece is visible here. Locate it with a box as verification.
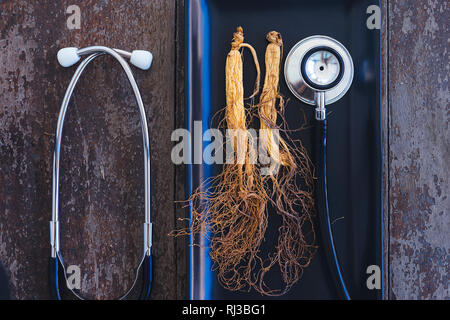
[284,35,354,119]
[284,35,354,299]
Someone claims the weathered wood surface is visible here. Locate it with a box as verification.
[385,0,449,299]
[174,0,187,300]
[381,0,390,300]
[0,0,178,299]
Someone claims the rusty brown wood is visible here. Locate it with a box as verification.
[0,0,178,299]
[174,0,187,300]
[386,0,449,299]
[381,0,390,300]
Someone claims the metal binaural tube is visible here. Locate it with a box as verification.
[50,46,152,257]
[51,52,102,258]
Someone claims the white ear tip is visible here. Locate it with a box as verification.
[57,47,80,67]
[130,50,153,70]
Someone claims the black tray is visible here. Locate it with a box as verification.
[186,0,382,299]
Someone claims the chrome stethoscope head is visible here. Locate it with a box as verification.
[284,35,354,120]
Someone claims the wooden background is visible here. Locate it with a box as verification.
[382,0,449,299]
[0,0,447,299]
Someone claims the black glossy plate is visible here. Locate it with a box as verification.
[186,0,382,299]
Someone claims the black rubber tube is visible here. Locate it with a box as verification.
[315,119,351,300]
[139,255,152,300]
[48,256,61,300]
[49,255,152,300]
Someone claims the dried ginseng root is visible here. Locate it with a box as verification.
[255,31,316,296]
[171,27,268,292]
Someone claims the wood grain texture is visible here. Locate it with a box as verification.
[386,0,449,299]
[381,0,390,300]
[0,0,177,299]
[174,0,188,300]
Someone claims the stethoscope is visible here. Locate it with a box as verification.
[49,46,153,300]
[285,35,354,300]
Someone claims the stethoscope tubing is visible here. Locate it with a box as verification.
[315,118,351,300]
[49,253,152,300]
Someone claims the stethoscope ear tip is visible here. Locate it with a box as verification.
[57,47,80,67]
[130,50,153,70]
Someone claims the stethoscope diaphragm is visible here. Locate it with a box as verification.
[284,35,354,109]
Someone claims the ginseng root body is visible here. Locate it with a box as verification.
[257,31,316,296]
[173,27,267,292]
[172,28,316,296]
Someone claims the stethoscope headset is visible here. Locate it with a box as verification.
[49,46,153,300]
[285,35,354,300]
